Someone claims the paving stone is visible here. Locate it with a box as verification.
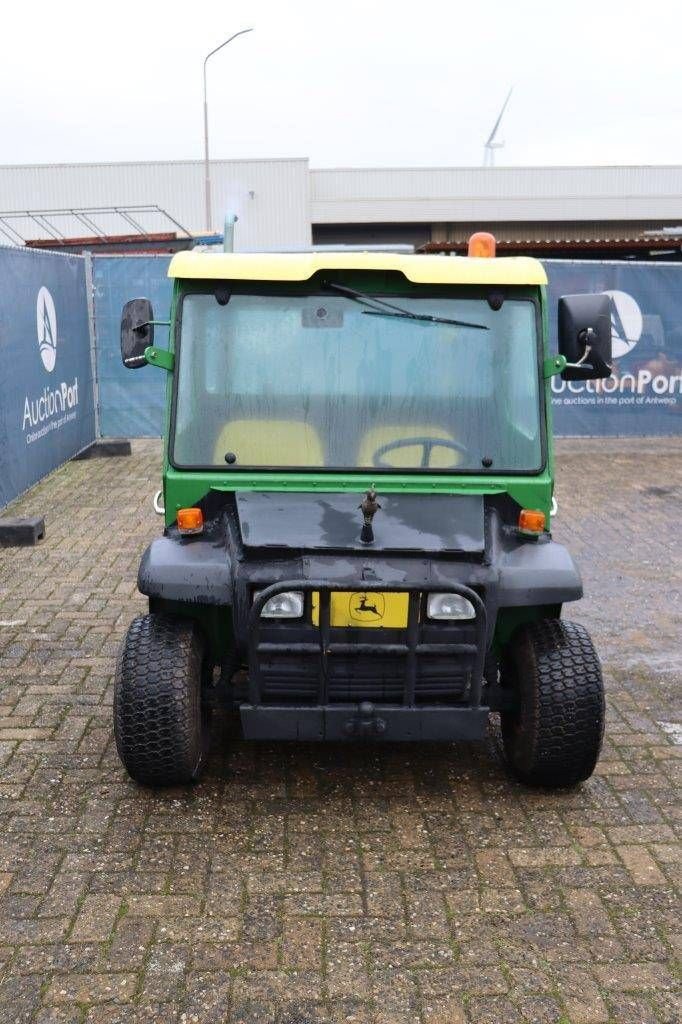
[70,894,122,942]
[0,438,678,1021]
[139,941,189,1003]
[475,848,517,886]
[0,972,43,1022]
[281,916,324,970]
[465,995,520,1024]
[513,995,565,1023]
[562,982,611,1024]
[34,1009,84,1024]
[107,915,155,970]
[421,993,466,1024]
[593,961,676,991]
[326,941,371,998]
[564,888,615,936]
[618,844,669,885]
[44,973,138,1005]
[83,1005,180,1024]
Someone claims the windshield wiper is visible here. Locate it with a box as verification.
[323,281,488,330]
[362,309,487,328]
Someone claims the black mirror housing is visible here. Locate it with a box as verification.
[121,298,154,369]
[558,293,612,380]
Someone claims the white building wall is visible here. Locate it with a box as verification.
[0,158,312,250]
[310,165,682,224]
[1,159,680,248]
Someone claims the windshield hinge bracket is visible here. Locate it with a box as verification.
[144,346,175,371]
[543,354,567,379]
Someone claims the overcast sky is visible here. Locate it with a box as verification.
[2,0,681,169]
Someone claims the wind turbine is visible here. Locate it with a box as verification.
[483,87,513,167]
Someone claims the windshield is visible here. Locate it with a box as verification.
[173,286,543,473]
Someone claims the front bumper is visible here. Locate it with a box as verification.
[242,580,489,742]
[241,703,490,741]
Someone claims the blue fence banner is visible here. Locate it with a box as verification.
[546,260,682,436]
[2,249,679,511]
[0,246,95,508]
[93,256,172,438]
[92,255,682,441]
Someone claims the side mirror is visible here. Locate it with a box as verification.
[558,293,612,380]
[121,298,154,368]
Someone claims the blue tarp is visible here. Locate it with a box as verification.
[0,246,95,508]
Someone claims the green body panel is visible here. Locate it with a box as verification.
[493,604,561,653]
[149,277,560,657]
[149,598,232,662]
[163,466,553,521]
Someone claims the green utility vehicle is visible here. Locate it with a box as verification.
[115,238,611,788]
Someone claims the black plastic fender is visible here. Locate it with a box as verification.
[137,535,232,606]
[497,538,582,607]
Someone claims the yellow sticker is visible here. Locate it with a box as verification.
[311,591,409,628]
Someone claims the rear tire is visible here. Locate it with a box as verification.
[114,613,211,786]
[501,619,604,788]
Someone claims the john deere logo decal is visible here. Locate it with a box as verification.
[36,286,57,372]
[350,592,385,622]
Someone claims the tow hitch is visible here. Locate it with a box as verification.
[344,701,387,737]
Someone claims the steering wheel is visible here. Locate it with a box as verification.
[372,436,467,469]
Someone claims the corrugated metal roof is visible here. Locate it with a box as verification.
[429,220,674,244]
[421,237,680,254]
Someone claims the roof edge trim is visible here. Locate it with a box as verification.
[167,251,548,286]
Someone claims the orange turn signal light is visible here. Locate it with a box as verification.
[519,509,546,533]
[467,231,497,258]
[177,507,204,534]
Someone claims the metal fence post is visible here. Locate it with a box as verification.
[83,251,101,440]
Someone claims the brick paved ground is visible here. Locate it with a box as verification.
[0,438,680,1024]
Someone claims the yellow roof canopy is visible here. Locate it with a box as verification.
[168,250,547,286]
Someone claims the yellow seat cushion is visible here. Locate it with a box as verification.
[357,425,461,469]
[213,419,324,467]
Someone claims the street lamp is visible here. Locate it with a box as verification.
[203,28,253,232]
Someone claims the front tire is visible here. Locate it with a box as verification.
[114,614,211,786]
[501,619,604,788]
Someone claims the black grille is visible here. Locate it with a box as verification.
[258,647,471,705]
[248,581,486,711]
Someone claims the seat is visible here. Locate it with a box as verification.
[213,419,324,467]
[357,425,461,469]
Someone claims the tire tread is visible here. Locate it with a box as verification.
[114,614,208,786]
[502,619,605,787]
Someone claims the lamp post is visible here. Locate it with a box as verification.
[203,28,253,232]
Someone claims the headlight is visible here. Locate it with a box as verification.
[259,591,304,619]
[426,593,476,620]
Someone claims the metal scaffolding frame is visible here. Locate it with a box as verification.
[0,204,192,246]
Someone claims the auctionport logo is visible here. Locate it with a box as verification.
[606,289,643,358]
[22,284,80,444]
[36,286,57,372]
